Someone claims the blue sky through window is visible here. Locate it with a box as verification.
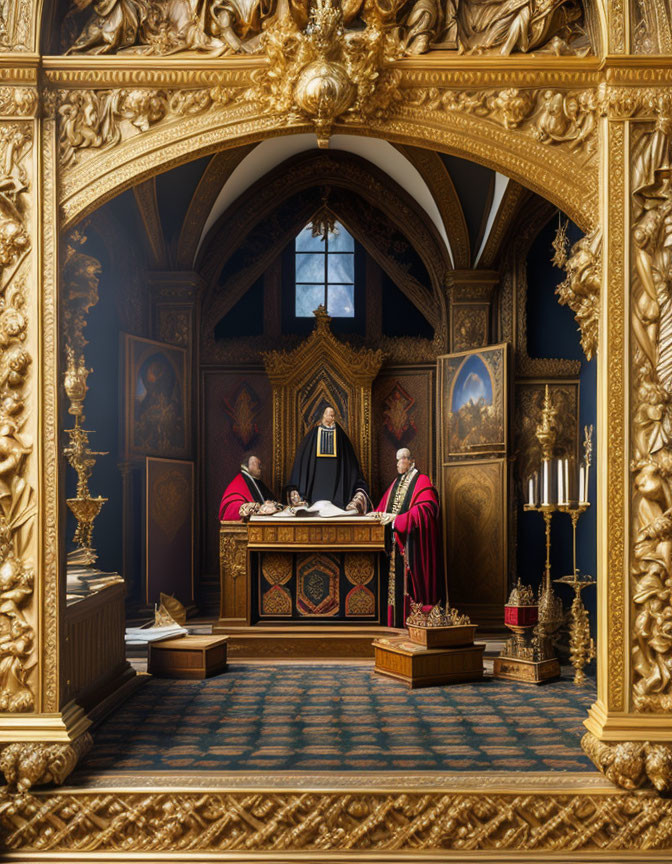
[295,222,355,318]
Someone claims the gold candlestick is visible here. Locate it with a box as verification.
[63,345,108,564]
[556,502,595,686]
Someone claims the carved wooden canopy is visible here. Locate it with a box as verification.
[263,307,384,492]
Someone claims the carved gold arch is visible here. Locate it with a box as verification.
[52,67,600,233]
[3,1,672,855]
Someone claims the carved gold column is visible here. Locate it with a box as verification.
[0,78,92,793]
[582,90,672,793]
[449,270,498,352]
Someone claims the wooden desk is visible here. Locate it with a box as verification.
[218,517,386,627]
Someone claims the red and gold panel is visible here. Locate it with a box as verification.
[372,367,435,501]
[345,585,376,617]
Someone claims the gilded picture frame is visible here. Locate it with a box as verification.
[439,342,508,460]
[122,333,190,461]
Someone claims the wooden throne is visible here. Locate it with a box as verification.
[262,307,384,495]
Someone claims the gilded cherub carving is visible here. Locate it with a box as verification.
[63,0,589,56]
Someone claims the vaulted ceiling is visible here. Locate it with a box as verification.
[126,136,540,283]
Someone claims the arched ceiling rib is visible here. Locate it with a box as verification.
[396,144,471,269]
[474,173,510,267]
[196,135,455,266]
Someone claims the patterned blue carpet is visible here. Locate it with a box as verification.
[83,664,596,772]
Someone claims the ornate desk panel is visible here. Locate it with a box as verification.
[250,517,386,624]
[247,518,385,550]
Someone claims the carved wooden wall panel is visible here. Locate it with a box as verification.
[443,458,508,627]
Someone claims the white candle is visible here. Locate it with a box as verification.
[564,459,569,505]
[582,463,590,505]
[557,459,564,505]
[542,461,550,506]
[579,465,585,504]
[528,476,534,507]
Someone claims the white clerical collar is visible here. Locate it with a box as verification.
[400,466,417,482]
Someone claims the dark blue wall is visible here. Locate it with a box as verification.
[517,217,597,643]
[64,194,143,581]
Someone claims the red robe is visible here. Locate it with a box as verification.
[219,471,274,522]
[376,472,446,625]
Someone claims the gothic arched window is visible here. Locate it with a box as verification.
[294,221,355,318]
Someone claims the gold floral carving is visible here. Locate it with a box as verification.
[630,114,672,714]
[582,732,672,792]
[555,225,601,360]
[0,734,92,793]
[0,121,35,715]
[452,306,488,351]
[57,86,236,165]
[407,87,598,164]
[3,786,672,852]
[0,88,37,117]
[219,530,247,584]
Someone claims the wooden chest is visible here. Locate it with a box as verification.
[373,636,484,688]
[149,635,228,679]
[406,623,478,649]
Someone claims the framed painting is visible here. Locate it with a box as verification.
[439,342,508,459]
[145,457,194,606]
[122,334,190,460]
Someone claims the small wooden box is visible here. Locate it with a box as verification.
[149,635,228,679]
[407,623,478,649]
[373,637,484,688]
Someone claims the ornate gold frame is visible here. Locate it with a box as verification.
[0,1,671,856]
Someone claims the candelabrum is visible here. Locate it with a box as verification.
[63,346,108,565]
[523,386,564,640]
[555,426,596,685]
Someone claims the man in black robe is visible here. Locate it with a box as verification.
[287,407,370,512]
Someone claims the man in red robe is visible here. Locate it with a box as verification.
[219,454,280,521]
[374,448,446,627]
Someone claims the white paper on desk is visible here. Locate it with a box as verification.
[270,500,359,518]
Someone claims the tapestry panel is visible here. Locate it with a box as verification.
[145,457,194,606]
[201,369,273,575]
[514,380,579,486]
[296,553,340,616]
[254,551,381,621]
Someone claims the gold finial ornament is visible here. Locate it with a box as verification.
[249,0,402,148]
[551,215,570,269]
[535,384,558,461]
